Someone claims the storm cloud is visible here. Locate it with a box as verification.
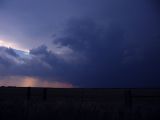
[51,18,160,87]
[0,0,160,87]
[0,19,125,87]
[1,17,160,87]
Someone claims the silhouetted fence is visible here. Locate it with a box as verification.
[0,87,160,120]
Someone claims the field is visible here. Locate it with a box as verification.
[0,87,160,120]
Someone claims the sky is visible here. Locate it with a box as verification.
[0,0,160,88]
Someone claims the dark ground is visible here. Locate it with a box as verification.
[0,87,160,120]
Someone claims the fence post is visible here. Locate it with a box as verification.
[124,89,132,120]
[26,87,31,120]
[43,88,47,101]
[27,87,31,101]
[125,89,132,108]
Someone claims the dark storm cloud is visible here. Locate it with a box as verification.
[52,19,127,87]
[0,0,159,50]
[0,47,17,57]
[0,47,17,65]
[0,45,73,82]
[0,0,160,87]
[0,46,53,77]
[52,17,160,87]
[0,16,160,87]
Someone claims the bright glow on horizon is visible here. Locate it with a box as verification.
[0,76,74,88]
[0,40,29,52]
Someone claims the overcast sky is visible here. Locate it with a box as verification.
[0,0,159,87]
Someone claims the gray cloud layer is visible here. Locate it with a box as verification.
[0,0,160,87]
[0,0,158,50]
[0,17,160,87]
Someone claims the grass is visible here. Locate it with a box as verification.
[0,87,160,120]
